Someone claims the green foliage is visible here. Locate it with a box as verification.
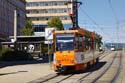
[25,19,33,28]
[41,43,48,53]
[1,48,12,54]
[96,35,103,48]
[47,17,64,30]
[41,44,53,54]
[22,28,34,36]
[21,19,34,36]
[43,47,48,53]
[0,48,13,60]
[0,48,33,61]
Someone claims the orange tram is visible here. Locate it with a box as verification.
[53,28,102,73]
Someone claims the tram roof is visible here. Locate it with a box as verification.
[54,30,78,34]
[54,28,93,35]
[54,29,101,39]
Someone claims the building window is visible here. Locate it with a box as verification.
[54,2,57,5]
[45,3,48,6]
[26,1,70,7]
[36,10,39,13]
[45,10,48,13]
[27,8,68,14]
[64,17,67,20]
[64,24,72,30]
[46,18,48,20]
[64,9,67,12]
[34,25,47,32]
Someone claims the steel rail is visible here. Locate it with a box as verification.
[91,52,117,83]
[28,73,59,83]
[99,51,112,60]
[111,52,122,83]
[29,51,113,83]
[55,74,74,83]
[73,51,114,83]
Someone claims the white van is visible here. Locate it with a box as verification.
[111,47,115,51]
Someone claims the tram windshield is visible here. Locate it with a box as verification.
[56,34,74,51]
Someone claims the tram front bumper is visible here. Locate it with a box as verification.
[56,64,75,73]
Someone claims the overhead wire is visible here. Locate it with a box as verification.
[108,0,120,43]
[108,0,119,24]
[79,7,113,40]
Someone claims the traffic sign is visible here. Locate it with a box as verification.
[45,28,55,40]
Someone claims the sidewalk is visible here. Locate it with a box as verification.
[0,61,55,83]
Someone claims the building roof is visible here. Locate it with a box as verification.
[9,36,44,42]
[9,35,43,38]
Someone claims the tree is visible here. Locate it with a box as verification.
[96,35,103,49]
[21,19,34,36]
[47,17,64,30]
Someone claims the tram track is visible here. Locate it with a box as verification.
[91,52,118,83]
[29,51,116,83]
[99,51,112,60]
[51,51,114,83]
[95,51,122,83]
[73,51,113,83]
[111,52,122,83]
[72,51,116,83]
[56,51,115,83]
[44,74,74,83]
[28,73,59,83]
[79,51,122,83]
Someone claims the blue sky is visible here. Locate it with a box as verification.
[77,0,125,43]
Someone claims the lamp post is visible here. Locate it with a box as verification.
[14,10,17,50]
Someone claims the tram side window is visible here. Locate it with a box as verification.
[75,35,83,50]
[84,37,92,51]
[75,37,79,50]
[79,36,83,50]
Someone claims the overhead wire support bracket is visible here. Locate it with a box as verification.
[65,0,82,30]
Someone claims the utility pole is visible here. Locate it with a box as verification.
[116,21,119,50]
[72,0,78,28]
[66,0,82,29]
[14,10,17,50]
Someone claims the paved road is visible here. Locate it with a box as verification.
[0,51,125,83]
[115,50,125,83]
[0,60,55,83]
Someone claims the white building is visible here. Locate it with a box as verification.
[26,0,72,36]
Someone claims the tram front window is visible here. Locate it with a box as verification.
[56,34,74,51]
